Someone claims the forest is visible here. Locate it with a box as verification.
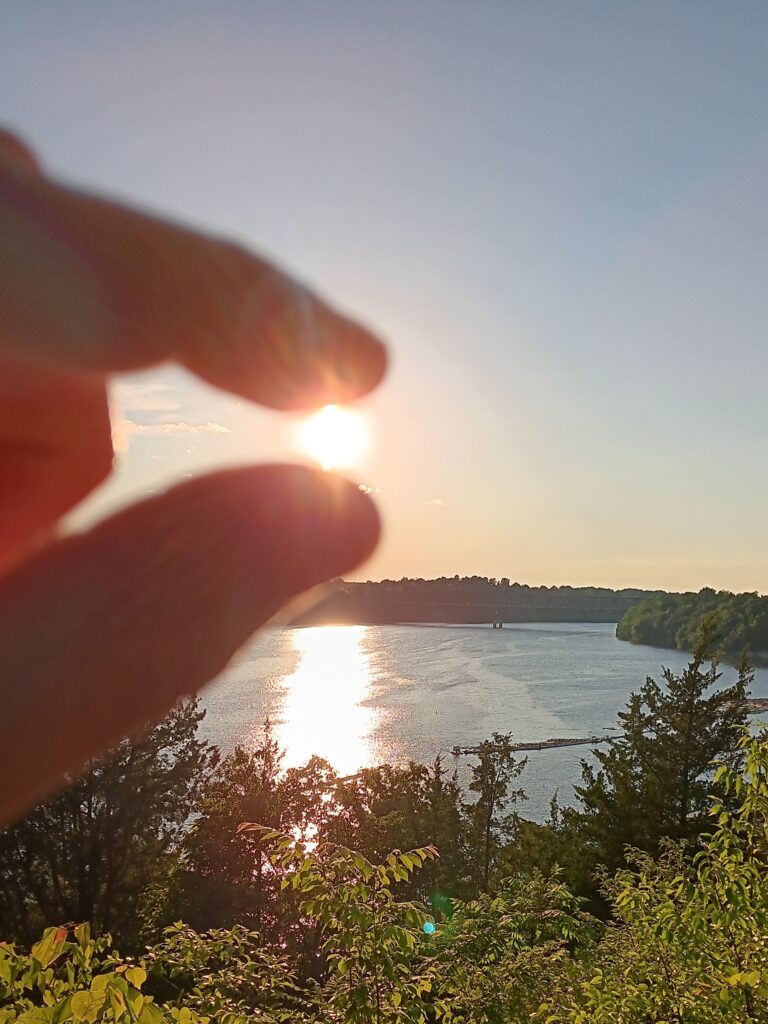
[296,577,660,626]
[2,643,767,1021]
[616,587,768,658]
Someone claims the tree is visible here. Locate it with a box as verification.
[548,729,768,1023]
[243,825,439,1024]
[616,587,768,659]
[426,871,594,1022]
[464,732,527,892]
[327,757,470,903]
[180,720,288,933]
[180,721,343,943]
[574,637,750,873]
[499,795,597,904]
[0,700,214,949]
[141,922,305,1020]
[0,921,303,1024]
[10,731,768,1022]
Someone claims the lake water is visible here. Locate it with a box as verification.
[199,622,768,821]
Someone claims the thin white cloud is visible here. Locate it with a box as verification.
[112,418,231,452]
[124,419,231,436]
[430,497,447,507]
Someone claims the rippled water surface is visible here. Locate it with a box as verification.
[200,623,768,820]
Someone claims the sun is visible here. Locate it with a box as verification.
[298,405,367,471]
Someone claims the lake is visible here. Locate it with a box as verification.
[199,622,768,821]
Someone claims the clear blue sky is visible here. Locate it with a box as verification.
[5,1,768,590]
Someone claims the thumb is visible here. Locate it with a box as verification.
[0,465,379,824]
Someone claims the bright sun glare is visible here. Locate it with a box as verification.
[298,405,367,471]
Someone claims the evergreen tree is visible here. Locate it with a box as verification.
[464,732,527,891]
[575,636,751,871]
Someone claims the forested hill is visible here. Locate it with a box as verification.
[294,577,661,625]
[616,588,768,657]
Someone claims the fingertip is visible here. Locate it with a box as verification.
[252,320,388,412]
[292,464,382,578]
[323,316,388,409]
[212,464,381,590]
[180,246,387,410]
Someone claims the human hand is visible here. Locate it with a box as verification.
[0,131,385,825]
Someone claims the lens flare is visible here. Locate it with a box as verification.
[298,404,367,471]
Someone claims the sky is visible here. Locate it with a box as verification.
[4,1,768,592]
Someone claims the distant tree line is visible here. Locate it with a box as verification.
[616,586,768,658]
[295,577,661,626]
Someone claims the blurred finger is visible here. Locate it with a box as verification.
[0,465,380,825]
[0,357,113,570]
[0,129,42,175]
[0,130,386,409]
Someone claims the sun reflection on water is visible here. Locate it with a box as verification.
[275,625,376,776]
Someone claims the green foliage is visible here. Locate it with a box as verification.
[0,701,215,949]
[326,757,470,902]
[140,923,304,1022]
[424,873,598,1023]
[616,586,768,658]
[573,642,750,876]
[179,721,295,935]
[0,921,301,1024]
[239,826,440,1023]
[183,732,474,941]
[546,729,768,1022]
[0,924,173,1024]
[464,732,527,891]
[10,734,768,1023]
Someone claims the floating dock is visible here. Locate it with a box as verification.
[451,698,768,757]
[451,735,618,756]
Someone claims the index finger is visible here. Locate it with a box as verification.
[0,131,386,410]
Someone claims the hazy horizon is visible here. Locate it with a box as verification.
[5,2,768,593]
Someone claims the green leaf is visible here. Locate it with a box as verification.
[137,1003,167,1024]
[125,967,147,989]
[75,924,91,951]
[71,991,104,1022]
[50,997,73,1024]
[17,1011,53,1024]
[109,990,127,1018]
[31,930,66,969]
